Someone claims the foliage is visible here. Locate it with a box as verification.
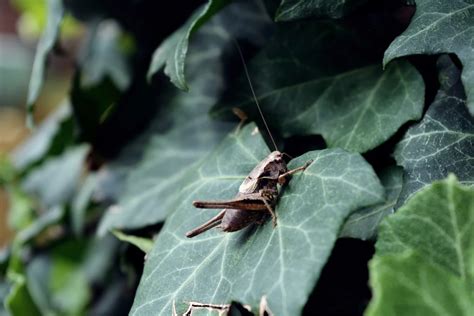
[1,0,473,315]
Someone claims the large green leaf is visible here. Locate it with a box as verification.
[275,0,368,21]
[366,251,474,316]
[97,2,271,234]
[340,166,403,240]
[26,0,64,126]
[213,21,424,153]
[394,56,474,204]
[129,123,384,315]
[376,175,474,288]
[147,0,230,90]
[384,0,474,115]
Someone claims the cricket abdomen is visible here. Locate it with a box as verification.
[220,209,265,232]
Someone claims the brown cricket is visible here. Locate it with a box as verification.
[185,42,312,238]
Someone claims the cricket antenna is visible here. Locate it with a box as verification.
[233,39,279,152]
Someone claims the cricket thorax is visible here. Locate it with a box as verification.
[238,151,287,194]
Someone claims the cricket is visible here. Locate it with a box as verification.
[185,42,312,238]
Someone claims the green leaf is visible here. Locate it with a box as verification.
[79,20,131,90]
[7,186,35,231]
[129,123,384,315]
[376,175,474,288]
[21,145,89,208]
[112,230,154,254]
[366,251,474,316]
[147,0,230,90]
[213,21,424,153]
[15,205,65,245]
[26,0,64,127]
[97,2,273,233]
[394,56,474,204]
[340,166,403,240]
[70,173,98,236]
[11,105,75,172]
[5,271,41,316]
[275,0,368,21]
[384,0,474,116]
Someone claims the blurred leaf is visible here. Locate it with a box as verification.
[376,175,474,288]
[79,20,131,90]
[5,271,41,316]
[394,56,474,205]
[26,0,64,126]
[112,230,153,254]
[12,0,81,39]
[340,166,403,240]
[384,0,474,115]
[129,123,383,315]
[21,145,89,208]
[71,173,97,236]
[147,0,230,90]
[15,205,64,245]
[275,0,368,20]
[366,251,474,316]
[7,186,35,231]
[49,240,90,315]
[11,105,75,172]
[213,22,424,153]
[97,0,274,233]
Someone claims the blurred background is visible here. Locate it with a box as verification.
[0,0,81,248]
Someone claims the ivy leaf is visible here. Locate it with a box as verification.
[394,56,474,205]
[147,0,230,90]
[129,123,384,316]
[340,166,403,240]
[213,21,424,153]
[384,0,474,115]
[275,0,368,21]
[376,175,474,288]
[22,145,89,208]
[97,2,270,234]
[366,251,474,316]
[26,0,64,127]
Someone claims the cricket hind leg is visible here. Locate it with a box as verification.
[185,209,226,238]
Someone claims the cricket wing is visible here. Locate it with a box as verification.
[193,195,267,211]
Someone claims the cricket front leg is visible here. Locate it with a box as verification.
[278,159,313,185]
[186,209,226,238]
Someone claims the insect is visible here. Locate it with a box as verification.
[185,42,312,238]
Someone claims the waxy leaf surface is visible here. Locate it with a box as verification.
[366,252,474,316]
[376,176,474,288]
[275,0,367,20]
[394,57,474,204]
[147,0,229,90]
[340,166,403,240]
[213,22,424,153]
[130,123,384,316]
[384,0,474,115]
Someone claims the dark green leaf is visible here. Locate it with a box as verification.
[366,251,474,316]
[70,173,97,236]
[213,22,424,153]
[129,123,383,315]
[376,175,474,288]
[5,271,41,316]
[384,0,474,115]
[147,0,230,90]
[340,166,403,240]
[394,56,474,204]
[275,0,368,21]
[26,0,64,126]
[15,206,64,245]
